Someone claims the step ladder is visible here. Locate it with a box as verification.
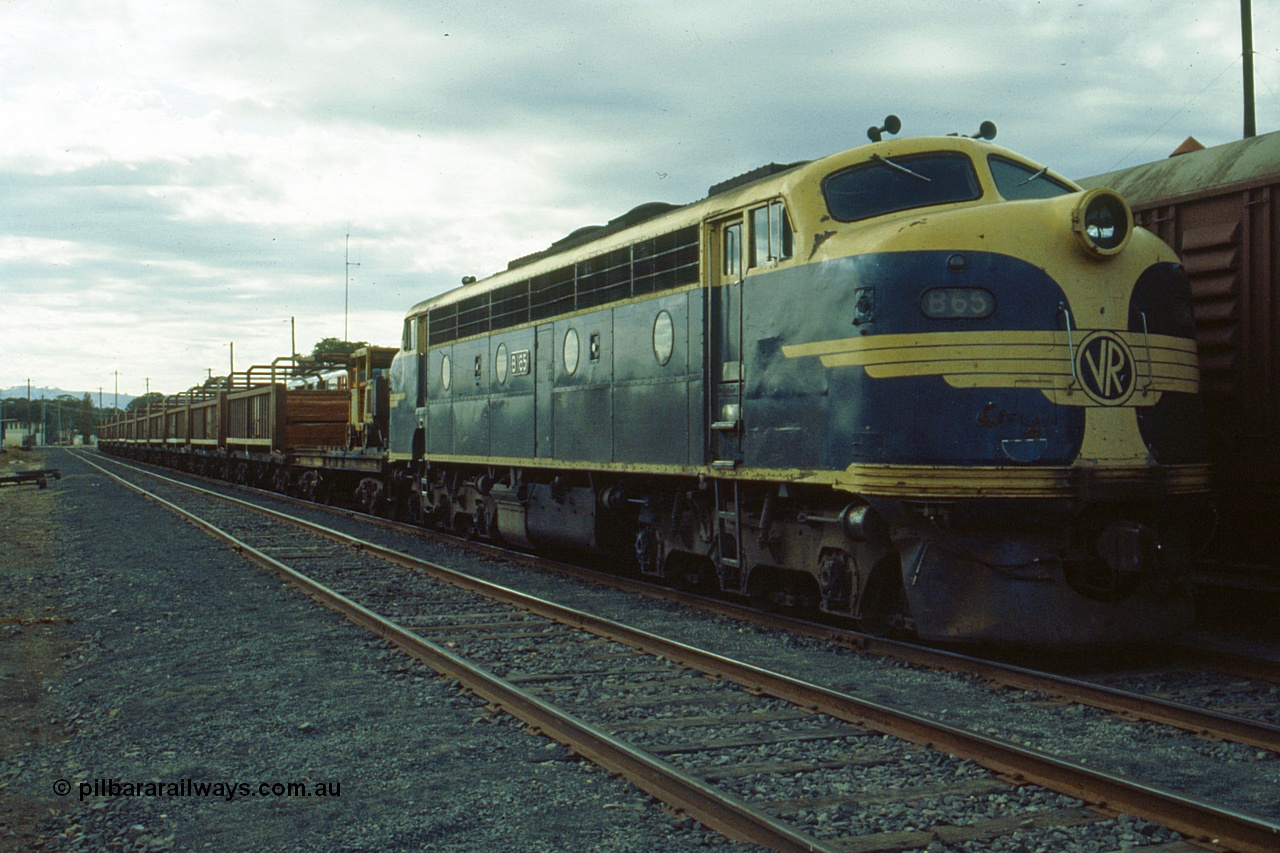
[714,479,742,584]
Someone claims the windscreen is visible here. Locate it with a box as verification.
[988,155,1074,200]
[822,152,982,222]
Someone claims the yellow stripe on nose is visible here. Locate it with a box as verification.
[782,330,1199,404]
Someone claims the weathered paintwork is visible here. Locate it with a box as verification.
[409,290,704,468]
[376,134,1215,644]
[103,130,1220,645]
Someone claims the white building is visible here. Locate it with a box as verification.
[1,419,44,447]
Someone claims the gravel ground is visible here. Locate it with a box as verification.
[0,449,764,853]
[119,451,1280,829]
[31,448,1280,852]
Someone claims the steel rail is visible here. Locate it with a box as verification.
[79,452,1280,751]
[108,453,1280,741]
[74,452,835,852]
[139,458,1280,753]
[78,451,1280,853]
[85,454,1280,698]
[437,543,1280,752]
[813,638,1280,754]
[516,567,1280,754]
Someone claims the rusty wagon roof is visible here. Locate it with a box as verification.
[1078,128,1280,206]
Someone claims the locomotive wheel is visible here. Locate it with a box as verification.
[747,569,781,612]
[858,557,909,637]
[634,526,660,577]
[472,502,490,538]
[668,554,715,593]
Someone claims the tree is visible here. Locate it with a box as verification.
[77,393,96,437]
[127,392,165,411]
[311,337,369,360]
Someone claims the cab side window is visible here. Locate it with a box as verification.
[749,201,792,268]
[724,221,742,279]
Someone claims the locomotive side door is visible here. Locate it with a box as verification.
[535,323,554,457]
[706,215,744,468]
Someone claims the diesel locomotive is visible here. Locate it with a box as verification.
[102,121,1211,645]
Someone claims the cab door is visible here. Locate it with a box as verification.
[535,323,554,457]
[388,315,423,458]
[706,215,744,468]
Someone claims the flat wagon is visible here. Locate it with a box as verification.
[100,348,399,510]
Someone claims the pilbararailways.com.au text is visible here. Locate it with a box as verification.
[55,778,342,802]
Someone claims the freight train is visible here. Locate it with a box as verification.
[101,119,1212,645]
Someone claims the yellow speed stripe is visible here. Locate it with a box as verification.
[836,462,1211,498]
[784,330,1199,400]
[782,329,1061,359]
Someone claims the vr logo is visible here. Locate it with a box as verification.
[1075,331,1136,405]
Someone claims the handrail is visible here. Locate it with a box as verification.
[1058,302,1079,392]
[1140,310,1155,391]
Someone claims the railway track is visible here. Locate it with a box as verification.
[86,451,1280,754]
[71,449,1280,852]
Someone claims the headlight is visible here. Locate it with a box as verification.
[1071,187,1132,258]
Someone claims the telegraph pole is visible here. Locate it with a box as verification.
[1243,0,1256,138]
[345,231,360,341]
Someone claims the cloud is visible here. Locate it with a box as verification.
[0,0,1276,395]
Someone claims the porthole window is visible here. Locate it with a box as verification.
[495,342,509,384]
[563,328,580,375]
[441,354,452,391]
[653,310,674,366]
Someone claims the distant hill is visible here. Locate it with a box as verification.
[1,386,135,410]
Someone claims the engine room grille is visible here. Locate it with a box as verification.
[428,225,698,347]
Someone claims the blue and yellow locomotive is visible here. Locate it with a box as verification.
[386,121,1209,645]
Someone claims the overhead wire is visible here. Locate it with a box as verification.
[1107,56,1241,171]
[1252,49,1280,114]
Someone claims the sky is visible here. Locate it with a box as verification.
[1,0,1276,400]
